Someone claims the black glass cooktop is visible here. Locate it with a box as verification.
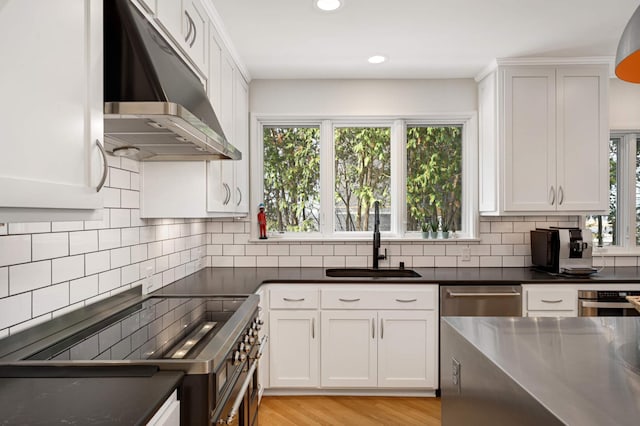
[28,296,246,362]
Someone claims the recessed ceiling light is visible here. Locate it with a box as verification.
[368,55,387,64]
[315,0,342,12]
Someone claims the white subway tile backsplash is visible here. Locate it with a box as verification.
[110,209,131,229]
[156,225,169,241]
[491,245,514,256]
[52,255,85,284]
[234,233,250,245]
[207,222,223,233]
[345,256,368,267]
[278,256,301,267]
[502,233,524,245]
[480,256,503,267]
[332,245,355,256]
[413,256,435,267]
[70,275,99,304]
[235,256,257,267]
[99,229,121,251]
[490,222,513,233]
[10,261,51,295]
[615,257,637,267]
[161,239,175,256]
[121,228,140,247]
[9,222,50,235]
[268,245,289,256]
[148,241,162,259]
[211,256,234,267]
[69,231,98,256]
[323,256,345,267]
[109,168,130,189]
[502,256,525,267]
[479,233,502,245]
[33,282,69,317]
[423,245,446,256]
[156,255,169,272]
[311,245,333,256]
[32,232,68,261]
[102,188,121,208]
[211,233,234,244]
[121,190,139,209]
[400,245,423,256]
[435,256,457,267]
[224,245,245,256]
[121,264,140,285]
[98,269,121,293]
[169,253,181,268]
[0,235,31,267]
[130,244,148,263]
[0,268,7,298]
[0,293,27,328]
[51,221,84,232]
[85,251,110,275]
[223,222,245,233]
[111,247,131,269]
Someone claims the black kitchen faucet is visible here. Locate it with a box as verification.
[372,201,387,269]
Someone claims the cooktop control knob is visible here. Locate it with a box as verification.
[233,351,241,365]
[238,343,246,352]
[243,344,251,353]
[242,335,250,344]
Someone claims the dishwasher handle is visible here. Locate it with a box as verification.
[447,290,521,297]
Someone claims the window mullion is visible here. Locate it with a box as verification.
[320,120,333,237]
[618,134,634,248]
[629,134,638,248]
[391,119,405,236]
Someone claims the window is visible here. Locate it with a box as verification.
[585,133,640,250]
[256,116,476,239]
[263,126,320,232]
[406,125,462,233]
[334,126,391,232]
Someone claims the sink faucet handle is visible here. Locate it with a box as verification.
[378,248,387,260]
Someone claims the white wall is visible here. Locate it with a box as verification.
[249,79,478,115]
[610,77,640,130]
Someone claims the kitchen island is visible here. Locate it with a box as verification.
[441,316,640,426]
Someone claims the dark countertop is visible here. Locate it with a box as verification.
[154,267,640,296]
[0,365,183,425]
[442,317,640,426]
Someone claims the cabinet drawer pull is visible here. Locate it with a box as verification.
[549,186,556,206]
[236,187,242,206]
[541,299,563,303]
[96,140,108,192]
[338,298,360,302]
[283,297,305,302]
[312,317,315,339]
[380,318,384,339]
[395,298,417,303]
[371,318,375,339]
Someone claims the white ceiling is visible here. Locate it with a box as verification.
[210,0,639,80]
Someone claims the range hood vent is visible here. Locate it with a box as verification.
[103,0,240,161]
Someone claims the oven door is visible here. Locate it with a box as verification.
[578,300,640,317]
[216,357,258,426]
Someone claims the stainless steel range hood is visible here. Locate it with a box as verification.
[104,0,240,161]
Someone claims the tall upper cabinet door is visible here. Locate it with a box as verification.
[0,0,104,222]
[155,0,182,44]
[555,66,609,211]
[503,67,557,212]
[234,75,250,214]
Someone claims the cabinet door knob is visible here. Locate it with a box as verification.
[96,140,108,192]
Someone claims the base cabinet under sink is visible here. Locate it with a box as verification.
[265,283,438,392]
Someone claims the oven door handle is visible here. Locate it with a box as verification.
[580,300,635,309]
[220,358,259,425]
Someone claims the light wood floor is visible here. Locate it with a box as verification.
[258,396,441,426]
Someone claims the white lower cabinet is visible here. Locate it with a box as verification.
[266,284,438,392]
[146,389,180,426]
[269,310,319,388]
[321,310,377,387]
[321,309,436,389]
[377,310,436,388]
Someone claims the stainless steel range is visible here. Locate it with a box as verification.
[0,291,265,426]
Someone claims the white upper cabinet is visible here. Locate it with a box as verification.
[479,62,609,215]
[0,0,104,222]
[155,0,208,75]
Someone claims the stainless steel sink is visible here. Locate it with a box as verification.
[325,268,421,278]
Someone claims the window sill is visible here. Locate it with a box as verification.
[248,235,481,243]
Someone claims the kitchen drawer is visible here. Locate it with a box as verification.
[321,286,436,310]
[526,310,576,318]
[527,288,577,311]
[270,288,319,309]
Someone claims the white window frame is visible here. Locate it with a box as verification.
[592,132,639,254]
[250,113,478,241]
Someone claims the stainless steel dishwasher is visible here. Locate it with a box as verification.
[440,285,522,316]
